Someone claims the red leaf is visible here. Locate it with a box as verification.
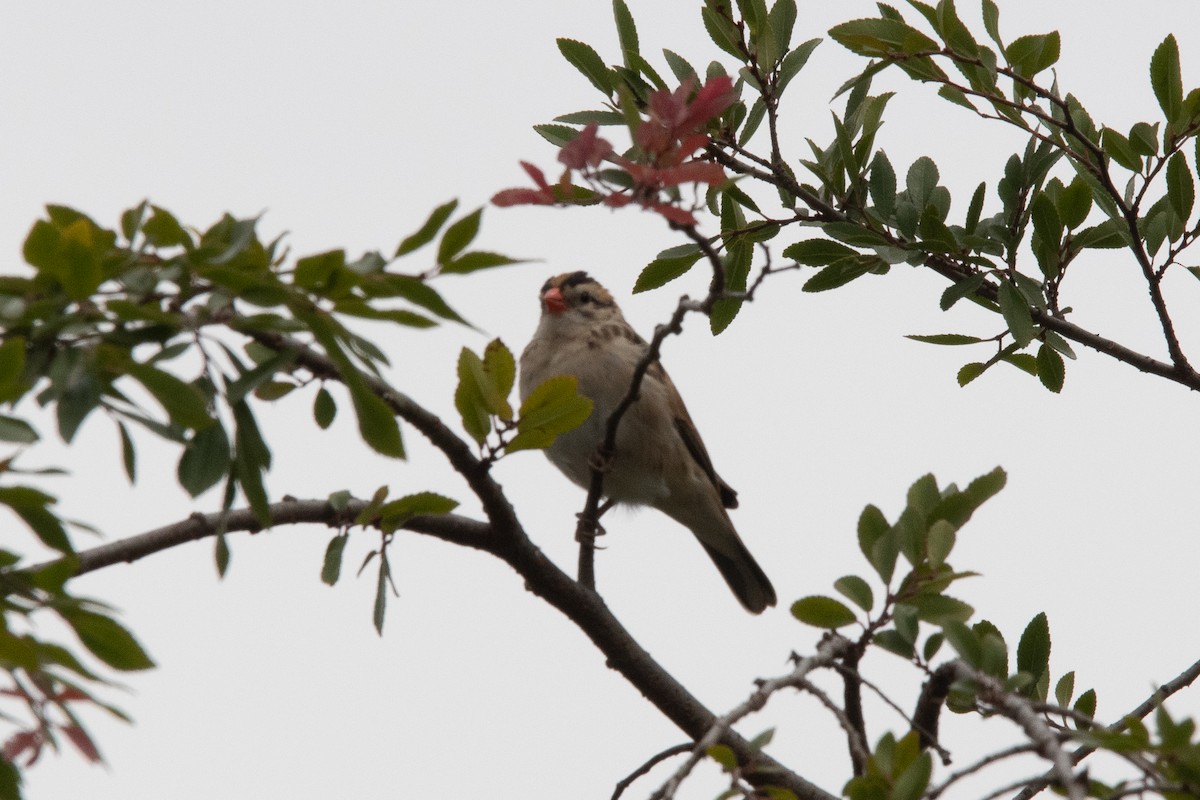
[52,687,90,703]
[680,75,736,131]
[658,161,727,187]
[520,160,551,190]
[557,123,613,170]
[62,724,102,763]
[3,730,42,764]
[491,188,554,207]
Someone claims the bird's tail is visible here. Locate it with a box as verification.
[698,533,777,614]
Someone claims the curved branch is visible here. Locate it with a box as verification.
[63,494,837,800]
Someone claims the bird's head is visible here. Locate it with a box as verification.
[539,271,615,317]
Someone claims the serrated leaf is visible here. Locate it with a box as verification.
[1036,343,1065,393]
[1055,670,1076,708]
[790,595,858,629]
[1150,34,1183,125]
[395,199,458,257]
[1017,611,1051,679]
[633,247,702,292]
[1102,128,1142,172]
[613,0,639,65]
[483,339,516,417]
[833,575,874,611]
[1166,152,1195,222]
[1073,689,1097,727]
[869,151,897,218]
[997,281,1036,347]
[782,238,857,265]
[1006,31,1060,77]
[510,375,593,452]
[557,38,614,96]
[802,255,881,292]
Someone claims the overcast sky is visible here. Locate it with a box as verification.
[4,2,1199,798]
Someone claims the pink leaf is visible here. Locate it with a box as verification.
[520,160,551,190]
[491,188,555,207]
[680,75,736,131]
[62,724,103,763]
[557,123,613,170]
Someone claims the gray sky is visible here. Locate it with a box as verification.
[4,2,1198,798]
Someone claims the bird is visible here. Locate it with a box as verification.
[518,271,777,613]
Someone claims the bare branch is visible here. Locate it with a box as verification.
[611,743,692,800]
[652,633,855,800]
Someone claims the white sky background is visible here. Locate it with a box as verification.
[3,1,1199,798]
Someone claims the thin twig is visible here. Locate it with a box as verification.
[1011,656,1200,800]
[611,743,693,800]
[651,634,855,800]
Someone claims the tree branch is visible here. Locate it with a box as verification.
[1011,655,1200,800]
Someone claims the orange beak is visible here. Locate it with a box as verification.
[542,286,567,315]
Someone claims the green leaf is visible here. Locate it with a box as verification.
[1055,670,1076,708]
[790,595,858,629]
[348,383,405,458]
[62,609,155,671]
[908,594,973,624]
[378,491,459,532]
[869,151,898,218]
[662,49,698,83]
[373,555,390,635]
[701,6,744,59]
[0,414,38,444]
[483,339,516,417]
[710,239,752,335]
[926,520,956,566]
[997,281,1036,347]
[833,575,874,611]
[395,199,458,257]
[313,386,337,429]
[783,238,857,265]
[613,0,639,65]
[0,486,72,552]
[873,629,915,658]
[557,38,614,96]
[1005,31,1060,77]
[509,375,593,453]
[177,422,232,497]
[905,333,985,346]
[906,156,939,211]
[1166,152,1195,222]
[957,361,987,386]
[1017,611,1051,679]
[776,37,821,94]
[436,208,484,265]
[801,255,882,292]
[1073,689,1097,727]
[633,247,702,293]
[321,534,348,585]
[126,362,212,430]
[1101,127,1142,172]
[828,18,938,57]
[942,621,982,666]
[1036,343,1065,393]
[117,420,136,483]
[1150,34,1183,125]
[294,249,345,291]
[441,250,523,275]
[1056,178,1093,229]
[893,751,932,800]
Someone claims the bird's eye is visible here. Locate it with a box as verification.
[579,291,592,304]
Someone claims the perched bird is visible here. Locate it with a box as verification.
[519,271,777,613]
